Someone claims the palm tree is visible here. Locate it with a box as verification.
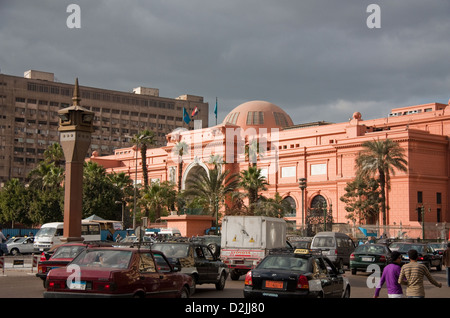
[239,166,269,215]
[43,142,64,167]
[355,139,407,226]
[184,165,239,222]
[253,193,291,218]
[174,141,189,192]
[141,181,177,221]
[131,130,156,189]
[108,172,134,226]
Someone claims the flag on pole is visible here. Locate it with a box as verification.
[183,107,191,124]
[191,106,199,117]
[214,97,218,125]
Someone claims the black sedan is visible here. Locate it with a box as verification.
[397,243,442,271]
[243,249,350,298]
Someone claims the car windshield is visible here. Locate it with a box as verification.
[51,245,86,259]
[429,243,445,249]
[152,243,190,258]
[258,255,309,272]
[397,244,426,253]
[291,241,310,249]
[312,237,335,248]
[72,249,132,269]
[35,227,56,237]
[355,245,386,254]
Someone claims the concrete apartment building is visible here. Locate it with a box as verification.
[0,70,208,185]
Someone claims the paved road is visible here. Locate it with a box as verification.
[1,255,449,298]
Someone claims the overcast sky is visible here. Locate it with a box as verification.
[1,0,450,126]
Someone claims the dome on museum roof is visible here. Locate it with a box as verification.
[223,100,294,131]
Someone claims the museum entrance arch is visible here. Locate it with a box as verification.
[182,161,209,191]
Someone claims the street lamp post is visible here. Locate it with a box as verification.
[298,178,307,235]
[58,78,93,242]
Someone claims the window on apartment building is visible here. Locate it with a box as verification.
[437,208,441,222]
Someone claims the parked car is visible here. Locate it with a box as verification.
[397,243,442,271]
[350,244,392,275]
[114,235,155,247]
[243,248,350,298]
[7,236,35,255]
[310,232,356,269]
[151,241,228,290]
[190,235,221,255]
[44,247,194,298]
[428,242,448,255]
[36,243,88,286]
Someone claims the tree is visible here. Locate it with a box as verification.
[0,179,31,226]
[174,141,189,192]
[184,165,239,222]
[108,172,134,227]
[340,176,381,224]
[43,142,64,167]
[26,144,65,224]
[238,166,268,215]
[141,181,177,222]
[82,161,121,220]
[131,130,156,189]
[253,193,291,218]
[355,139,407,226]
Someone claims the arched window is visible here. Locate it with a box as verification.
[282,196,296,217]
[310,195,327,216]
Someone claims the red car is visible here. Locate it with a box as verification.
[44,247,195,298]
[36,243,88,286]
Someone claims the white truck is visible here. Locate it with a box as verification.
[220,215,287,280]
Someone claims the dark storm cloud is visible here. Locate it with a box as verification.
[1,0,450,125]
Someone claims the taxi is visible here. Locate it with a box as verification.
[243,248,350,298]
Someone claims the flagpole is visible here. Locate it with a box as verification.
[215,97,218,126]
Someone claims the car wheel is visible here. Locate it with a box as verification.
[436,262,442,271]
[342,287,351,298]
[230,270,240,281]
[337,259,344,271]
[215,272,226,291]
[351,268,357,275]
[180,286,190,298]
[10,248,20,256]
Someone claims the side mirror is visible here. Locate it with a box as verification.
[172,265,181,272]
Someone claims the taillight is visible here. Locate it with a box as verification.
[297,275,309,290]
[244,271,253,286]
[418,256,424,261]
[350,253,355,260]
[47,280,65,290]
[379,255,386,263]
[95,282,116,291]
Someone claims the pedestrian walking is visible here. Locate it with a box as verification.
[443,242,450,287]
[398,249,442,298]
[374,251,404,298]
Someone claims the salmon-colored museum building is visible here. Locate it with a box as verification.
[90,99,450,239]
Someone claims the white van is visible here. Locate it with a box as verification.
[158,228,182,240]
[33,221,101,251]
